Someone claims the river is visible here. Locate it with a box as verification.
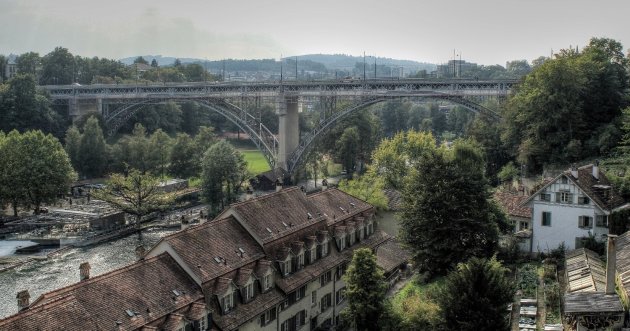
[0,210,399,319]
[0,229,176,318]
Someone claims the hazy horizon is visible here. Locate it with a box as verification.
[1,0,629,66]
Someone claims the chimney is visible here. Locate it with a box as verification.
[593,160,600,180]
[16,290,30,311]
[275,178,283,192]
[606,234,617,295]
[80,262,91,281]
[322,179,328,191]
[135,246,146,260]
[570,164,578,179]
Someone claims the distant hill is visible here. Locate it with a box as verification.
[119,54,437,76]
[296,54,436,72]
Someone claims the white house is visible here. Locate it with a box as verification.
[522,163,628,253]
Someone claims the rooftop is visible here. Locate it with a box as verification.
[493,191,531,219]
[565,248,606,293]
[564,292,623,314]
[308,188,373,225]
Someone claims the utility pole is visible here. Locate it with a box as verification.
[280,54,283,83]
[222,59,226,81]
[363,52,366,81]
[295,56,298,81]
[374,57,377,79]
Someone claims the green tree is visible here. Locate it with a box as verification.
[371,130,437,190]
[336,126,359,178]
[436,257,514,331]
[341,248,389,331]
[399,139,499,277]
[64,125,82,171]
[40,47,75,85]
[16,52,40,77]
[497,161,519,184]
[150,59,158,67]
[169,133,199,178]
[0,130,76,214]
[127,124,152,173]
[148,129,172,179]
[78,116,107,178]
[201,141,248,215]
[338,171,389,211]
[133,56,148,65]
[93,170,172,224]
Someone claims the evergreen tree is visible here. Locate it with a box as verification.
[150,59,158,67]
[341,248,389,331]
[78,116,107,178]
[436,257,514,331]
[399,139,499,277]
[201,141,247,215]
[64,125,82,172]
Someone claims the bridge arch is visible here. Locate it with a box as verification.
[103,98,279,169]
[285,95,501,173]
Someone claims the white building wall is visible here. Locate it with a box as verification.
[531,180,609,253]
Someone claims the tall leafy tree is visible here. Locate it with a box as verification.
[338,171,389,211]
[399,139,499,277]
[201,141,247,215]
[78,116,107,178]
[341,248,389,331]
[336,126,359,178]
[40,47,75,85]
[16,52,40,77]
[436,257,514,331]
[169,133,199,178]
[64,125,82,171]
[148,129,172,179]
[0,130,76,214]
[93,170,172,224]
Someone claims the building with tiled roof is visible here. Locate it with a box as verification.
[521,163,628,253]
[0,187,407,331]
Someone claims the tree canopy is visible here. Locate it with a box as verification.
[201,140,248,215]
[399,138,500,277]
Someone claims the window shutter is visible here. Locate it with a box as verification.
[578,216,584,227]
[555,192,561,202]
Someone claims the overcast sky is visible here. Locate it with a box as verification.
[1,0,628,66]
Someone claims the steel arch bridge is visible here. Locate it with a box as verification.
[43,79,517,174]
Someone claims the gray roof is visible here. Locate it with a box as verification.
[564,292,623,314]
[565,248,606,293]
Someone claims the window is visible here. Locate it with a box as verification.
[321,240,329,257]
[578,196,590,205]
[357,228,363,241]
[320,293,332,311]
[297,310,306,327]
[519,221,529,231]
[540,193,551,202]
[596,215,609,228]
[368,222,374,235]
[336,264,347,279]
[578,216,593,229]
[260,307,277,326]
[311,291,317,306]
[310,248,317,264]
[244,282,254,302]
[296,285,306,301]
[558,191,573,203]
[298,252,304,269]
[561,176,568,184]
[280,258,292,276]
[320,271,332,286]
[336,287,345,304]
[221,291,234,313]
[337,236,345,250]
[263,274,272,291]
[541,212,552,226]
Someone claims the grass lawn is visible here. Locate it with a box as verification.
[240,150,271,175]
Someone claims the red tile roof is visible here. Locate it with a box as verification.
[228,187,324,244]
[376,238,411,274]
[308,188,374,225]
[158,216,265,283]
[5,253,204,331]
[493,191,532,219]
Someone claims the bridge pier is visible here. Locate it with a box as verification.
[277,96,300,170]
[69,98,103,122]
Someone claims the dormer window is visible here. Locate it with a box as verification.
[310,247,317,263]
[221,291,234,313]
[349,232,355,246]
[337,236,346,250]
[263,273,273,291]
[243,280,254,302]
[280,258,292,276]
[297,252,304,269]
[321,239,329,257]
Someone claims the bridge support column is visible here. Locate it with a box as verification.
[277,96,300,170]
[69,98,103,123]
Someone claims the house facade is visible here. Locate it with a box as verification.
[0,187,409,331]
[523,163,627,253]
